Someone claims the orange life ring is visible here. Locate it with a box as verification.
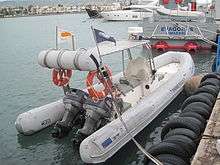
[86,66,112,100]
[52,69,72,86]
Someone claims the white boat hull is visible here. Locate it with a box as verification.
[79,51,195,163]
[101,10,153,21]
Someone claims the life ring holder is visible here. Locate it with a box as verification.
[86,65,112,101]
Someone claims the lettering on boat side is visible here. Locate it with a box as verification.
[102,138,113,148]
[170,78,185,93]
[160,24,193,35]
[41,119,51,126]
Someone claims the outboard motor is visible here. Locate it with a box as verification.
[52,88,88,138]
[73,97,113,143]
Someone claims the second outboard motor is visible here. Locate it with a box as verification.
[72,97,113,144]
[78,97,113,136]
[52,88,88,138]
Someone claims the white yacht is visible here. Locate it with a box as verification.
[101,0,159,21]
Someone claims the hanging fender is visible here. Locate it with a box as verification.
[86,65,112,100]
[52,69,72,86]
[184,41,198,53]
[154,41,169,52]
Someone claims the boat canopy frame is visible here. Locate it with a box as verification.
[117,41,155,77]
[86,40,156,77]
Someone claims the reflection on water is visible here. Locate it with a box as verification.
[17,128,52,149]
[17,127,84,165]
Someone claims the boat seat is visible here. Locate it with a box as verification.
[116,57,152,94]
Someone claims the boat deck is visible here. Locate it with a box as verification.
[191,93,220,165]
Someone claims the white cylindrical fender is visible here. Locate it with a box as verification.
[38,48,100,71]
[15,100,65,135]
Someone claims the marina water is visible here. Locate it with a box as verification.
[0,13,215,165]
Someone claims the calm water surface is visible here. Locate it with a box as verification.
[0,13,215,165]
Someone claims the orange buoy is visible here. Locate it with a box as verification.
[52,69,72,86]
[86,66,112,100]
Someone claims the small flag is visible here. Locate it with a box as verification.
[58,28,73,44]
[93,28,116,45]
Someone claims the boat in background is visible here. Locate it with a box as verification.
[101,0,159,21]
[85,8,103,19]
[101,5,154,21]
[135,0,218,53]
[85,3,122,19]
[158,0,215,18]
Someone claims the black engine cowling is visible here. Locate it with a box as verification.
[52,88,88,138]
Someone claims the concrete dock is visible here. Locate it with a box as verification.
[191,93,220,165]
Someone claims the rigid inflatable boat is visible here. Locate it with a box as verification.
[79,50,195,163]
[15,40,194,163]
